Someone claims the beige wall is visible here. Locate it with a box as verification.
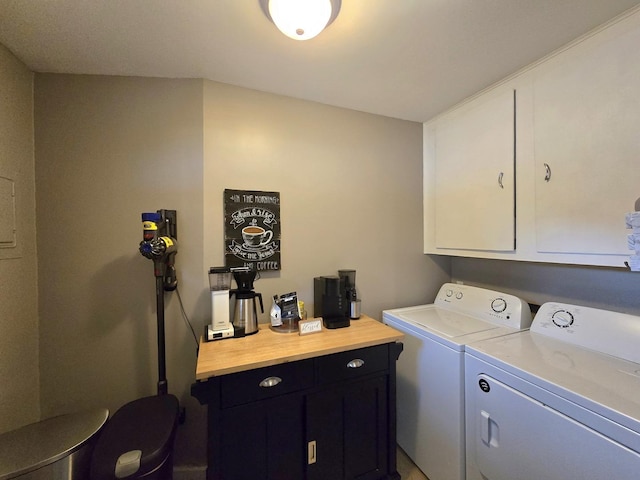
[34,74,205,464]
[0,44,39,434]
[203,80,449,319]
[31,75,447,468]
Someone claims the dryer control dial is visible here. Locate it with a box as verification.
[491,298,507,313]
[552,310,574,328]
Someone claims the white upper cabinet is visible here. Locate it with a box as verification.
[424,7,640,267]
[533,16,640,256]
[433,89,515,251]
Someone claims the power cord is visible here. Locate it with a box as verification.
[175,287,200,355]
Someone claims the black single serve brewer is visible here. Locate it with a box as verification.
[313,269,360,329]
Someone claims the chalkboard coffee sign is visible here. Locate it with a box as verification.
[224,189,281,271]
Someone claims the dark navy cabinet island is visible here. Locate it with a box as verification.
[192,315,404,480]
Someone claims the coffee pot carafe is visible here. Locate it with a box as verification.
[230,266,263,336]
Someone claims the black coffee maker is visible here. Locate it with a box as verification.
[230,266,263,337]
[318,275,350,329]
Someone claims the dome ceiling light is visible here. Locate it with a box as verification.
[259,0,342,41]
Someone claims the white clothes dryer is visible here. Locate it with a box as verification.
[465,302,640,480]
[382,283,532,480]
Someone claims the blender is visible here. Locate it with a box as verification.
[230,266,263,337]
[205,267,235,341]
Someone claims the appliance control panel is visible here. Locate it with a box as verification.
[532,302,640,364]
[434,283,532,329]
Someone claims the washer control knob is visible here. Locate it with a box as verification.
[455,291,463,300]
[491,298,507,313]
[446,289,453,297]
[552,310,574,328]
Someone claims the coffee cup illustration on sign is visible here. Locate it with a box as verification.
[242,225,273,248]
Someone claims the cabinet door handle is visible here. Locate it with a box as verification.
[308,440,317,464]
[544,163,551,182]
[347,358,365,368]
[498,172,504,189]
[258,376,282,388]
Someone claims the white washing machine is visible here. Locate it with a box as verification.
[465,302,640,480]
[382,283,532,480]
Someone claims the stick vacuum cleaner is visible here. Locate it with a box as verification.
[139,209,178,395]
[90,210,180,480]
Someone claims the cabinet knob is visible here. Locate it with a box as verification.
[347,358,365,369]
[544,163,552,182]
[259,376,282,388]
[498,172,504,189]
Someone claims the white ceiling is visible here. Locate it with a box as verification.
[1,0,639,122]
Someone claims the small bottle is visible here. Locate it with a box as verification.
[270,295,282,327]
[298,300,306,320]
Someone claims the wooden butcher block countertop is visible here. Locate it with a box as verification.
[195,315,404,380]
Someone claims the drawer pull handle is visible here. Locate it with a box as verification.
[259,376,282,388]
[308,440,317,464]
[347,358,365,369]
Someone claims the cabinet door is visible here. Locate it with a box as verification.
[434,89,515,251]
[306,376,388,480]
[533,16,640,256]
[220,392,305,480]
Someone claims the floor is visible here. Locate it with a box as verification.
[396,446,430,480]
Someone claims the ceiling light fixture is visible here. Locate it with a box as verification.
[259,0,342,41]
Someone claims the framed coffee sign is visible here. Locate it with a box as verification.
[224,189,281,271]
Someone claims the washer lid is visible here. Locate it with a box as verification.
[392,305,502,338]
[382,282,532,350]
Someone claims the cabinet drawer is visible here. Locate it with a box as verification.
[317,344,389,385]
[220,359,314,408]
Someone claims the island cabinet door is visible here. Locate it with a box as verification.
[306,375,389,480]
[218,391,306,480]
